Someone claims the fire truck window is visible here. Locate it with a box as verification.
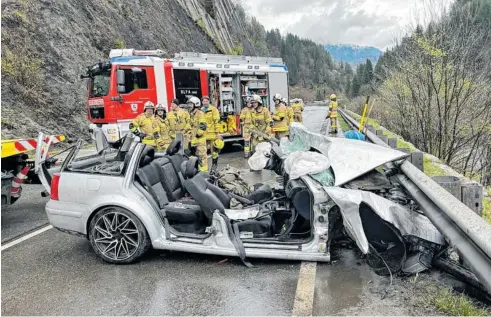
[173,69,202,104]
[90,71,110,97]
[122,69,148,94]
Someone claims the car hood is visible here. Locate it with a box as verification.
[281,123,409,186]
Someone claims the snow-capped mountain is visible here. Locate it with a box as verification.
[324,44,382,64]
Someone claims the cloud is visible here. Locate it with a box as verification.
[237,0,452,49]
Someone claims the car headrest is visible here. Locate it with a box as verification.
[166,139,181,156]
[184,157,200,179]
[139,146,155,167]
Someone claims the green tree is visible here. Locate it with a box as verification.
[315,88,324,101]
[364,59,374,83]
[351,75,361,97]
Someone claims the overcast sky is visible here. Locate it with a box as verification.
[237,0,453,50]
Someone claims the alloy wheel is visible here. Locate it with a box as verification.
[93,211,140,261]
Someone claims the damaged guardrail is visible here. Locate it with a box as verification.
[338,108,491,295]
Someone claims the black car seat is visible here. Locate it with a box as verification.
[183,158,273,237]
[183,158,231,220]
[135,146,202,224]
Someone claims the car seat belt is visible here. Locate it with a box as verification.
[221,214,254,268]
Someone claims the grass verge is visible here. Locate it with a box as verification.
[431,288,489,316]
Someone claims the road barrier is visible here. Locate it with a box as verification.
[338,109,491,295]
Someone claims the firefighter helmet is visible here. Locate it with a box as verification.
[144,101,155,110]
[155,103,166,111]
[213,138,225,150]
[281,97,288,104]
[273,93,282,102]
[188,96,201,108]
[251,94,262,105]
[330,94,337,100]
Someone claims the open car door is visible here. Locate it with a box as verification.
[34,133,82,194]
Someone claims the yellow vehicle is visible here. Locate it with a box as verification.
[1,135,65,207]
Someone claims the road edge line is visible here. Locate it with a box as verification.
[292,261,317,316]
[1,225,53,251]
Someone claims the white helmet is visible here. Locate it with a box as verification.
[144,101,155,110]
[281,97,288,104]
[251,94,262,105]
[273,93,282,102]
[155,103,166,111]
[188,96,201,108]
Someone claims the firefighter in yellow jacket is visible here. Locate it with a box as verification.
[240,98,254,158]
[130,101,159,146]
[327,93,338,134]
[201,96,223,170]
[272,93,289,139]
[168,99,190,150]
[188,96,208,172]
[154,103,172,152]
[291,98,304,123]
[251,94,273,152]
[283,97,294,125]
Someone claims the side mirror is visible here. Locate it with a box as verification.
[117,69,125,85]
[116,69,126,93]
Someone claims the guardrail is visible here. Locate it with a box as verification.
[338,109,491,295]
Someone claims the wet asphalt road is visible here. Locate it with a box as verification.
[1,106,423,316]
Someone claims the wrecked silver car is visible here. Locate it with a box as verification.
[34,124,445,272]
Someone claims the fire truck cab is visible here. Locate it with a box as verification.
[83,49,289,143]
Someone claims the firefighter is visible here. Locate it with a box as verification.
[201,96,223,170]
[168,99,190,151]
[130,101,159,146]
[188,96,208,172]
[327,93,338,134]
[240,98,254,158]
[272,93,289,139]
[251,94,272,152]
[154,103,172,152]
[283,97,294,125]
[291,98,304,123]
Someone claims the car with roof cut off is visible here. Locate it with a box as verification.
[35,124,445,272]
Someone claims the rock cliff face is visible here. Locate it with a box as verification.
[1,0,252,139]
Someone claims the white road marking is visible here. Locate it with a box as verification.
[1,225,53,251]
[292,261,317,316]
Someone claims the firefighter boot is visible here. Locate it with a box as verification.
[244,140,251,158]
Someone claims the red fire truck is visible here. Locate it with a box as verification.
[83,49,289,143]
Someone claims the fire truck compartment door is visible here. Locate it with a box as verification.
[268,72,289,109]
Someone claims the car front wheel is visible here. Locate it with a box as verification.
[89,206,150,264]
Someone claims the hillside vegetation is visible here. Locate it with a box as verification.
[347,0,491,187]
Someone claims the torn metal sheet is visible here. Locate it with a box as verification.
[283,123,409,186]
[323,187,446,254]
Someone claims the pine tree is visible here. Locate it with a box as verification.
[364,59,374,83]
[351,75,361,97]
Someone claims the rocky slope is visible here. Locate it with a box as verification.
[1,0,352,140]
[1,0,256,140]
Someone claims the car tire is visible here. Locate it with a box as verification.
[88,206,151,264]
